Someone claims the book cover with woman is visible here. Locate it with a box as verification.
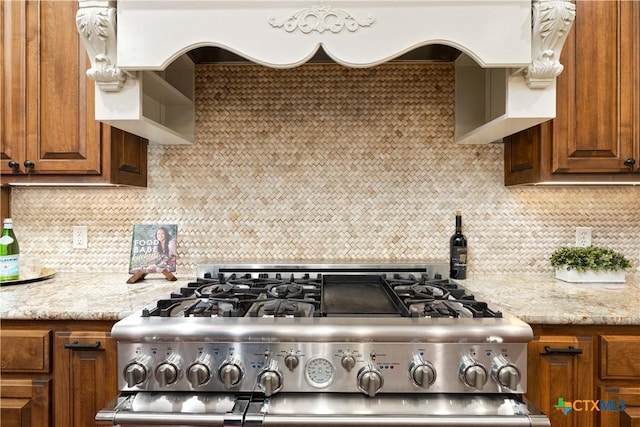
[129,224,178,273]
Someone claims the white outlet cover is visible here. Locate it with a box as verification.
[575,227,592,247]
[73,226,88,249]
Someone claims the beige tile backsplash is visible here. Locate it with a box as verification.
[10,64,640,275]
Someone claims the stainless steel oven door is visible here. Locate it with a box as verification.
[95,393,247,426]
[245,394,551,427]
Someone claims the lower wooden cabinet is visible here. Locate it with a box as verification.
[527,335,595,427]
[1,320,117,427]
[53,331,118,427]
[599,386,640,427]
[0,379,51,427]
[529,325,640,427]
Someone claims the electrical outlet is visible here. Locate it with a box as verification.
[575,227,592,247]
[73,226,88,249]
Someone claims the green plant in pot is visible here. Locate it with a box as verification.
[550,246,631,283]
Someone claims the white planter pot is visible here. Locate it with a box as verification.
[555,268,626,283]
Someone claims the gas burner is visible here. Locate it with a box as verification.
[407,299,502,318]
[410,284,449,298]
[247,299,317,318]
[408,300,464,318]
[268,283,305,298]
[183,299,239,317]
[195,283,249,298]
[392,281,470,300]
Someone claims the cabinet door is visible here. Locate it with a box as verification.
[599,386,640,427]
[0,379,52,427]
[24,0,101,175]
[553,0,639,173]
[1,0,27,175]
[53,331,118,427]
[526,335,594,427]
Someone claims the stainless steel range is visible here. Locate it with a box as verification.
[97,263,550,426]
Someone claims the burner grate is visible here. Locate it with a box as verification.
[141,266,501,319]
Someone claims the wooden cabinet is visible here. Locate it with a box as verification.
[1,320,117,427]
[0,379,51,427]
[1,187,10,220]
[526,335,595,427]
[0,329,52,427]
[53,331,118,427]
[0,0,147,186]
[598,335,640,427]
[528,325,640,427]
[504,0,640,185]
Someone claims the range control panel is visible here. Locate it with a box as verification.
[118,342,528,395]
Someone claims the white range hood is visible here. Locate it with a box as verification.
[76,0,575,145]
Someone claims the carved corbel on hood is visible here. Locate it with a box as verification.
[76,0,126,92]
[525,0,576,89]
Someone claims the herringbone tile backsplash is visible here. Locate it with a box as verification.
[10,64,640,275]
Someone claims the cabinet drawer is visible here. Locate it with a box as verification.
[600,335,640,379]
[0,330,51,373]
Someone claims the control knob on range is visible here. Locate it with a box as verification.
[357,363,383,397]
[459,354,488,390]
[257,359,283,397]
[409,355,436,389]
[187,354,213,387]
[155,353,183,387]
[341,351,356,372]
[284,352,299,371]
[491,355,521,390]
[123,354,152,388]
[218,359,244,389]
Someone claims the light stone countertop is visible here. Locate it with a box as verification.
[1,271,639,325]
[460,274,640,325]
[0,272,190,321]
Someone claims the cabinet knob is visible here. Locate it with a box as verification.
[8,160,20,170]
[23,160,35,169]
[623,158,636,171]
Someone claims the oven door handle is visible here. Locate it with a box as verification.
[263,415,537,426]
[112,412,228,426]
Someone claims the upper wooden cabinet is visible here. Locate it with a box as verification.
[0,0,147,186]
[505,0,640,185]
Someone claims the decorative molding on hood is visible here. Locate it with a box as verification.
[268,5,376,34]
[75,0,575,146]
[75,0,125,92]
[525,0,576,88]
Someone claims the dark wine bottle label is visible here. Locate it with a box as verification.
[450,247,467,279]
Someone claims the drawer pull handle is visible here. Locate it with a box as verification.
[64,341,101,350]
[544,345,583,355]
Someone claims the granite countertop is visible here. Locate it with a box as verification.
[1,271,639,325]
[0,272,189,321]
[461,274,640,325]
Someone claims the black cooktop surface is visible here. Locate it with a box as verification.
[141,270,502,319]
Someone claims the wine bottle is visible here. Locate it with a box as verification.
[449,210,467,279]
[0,218,20,281]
